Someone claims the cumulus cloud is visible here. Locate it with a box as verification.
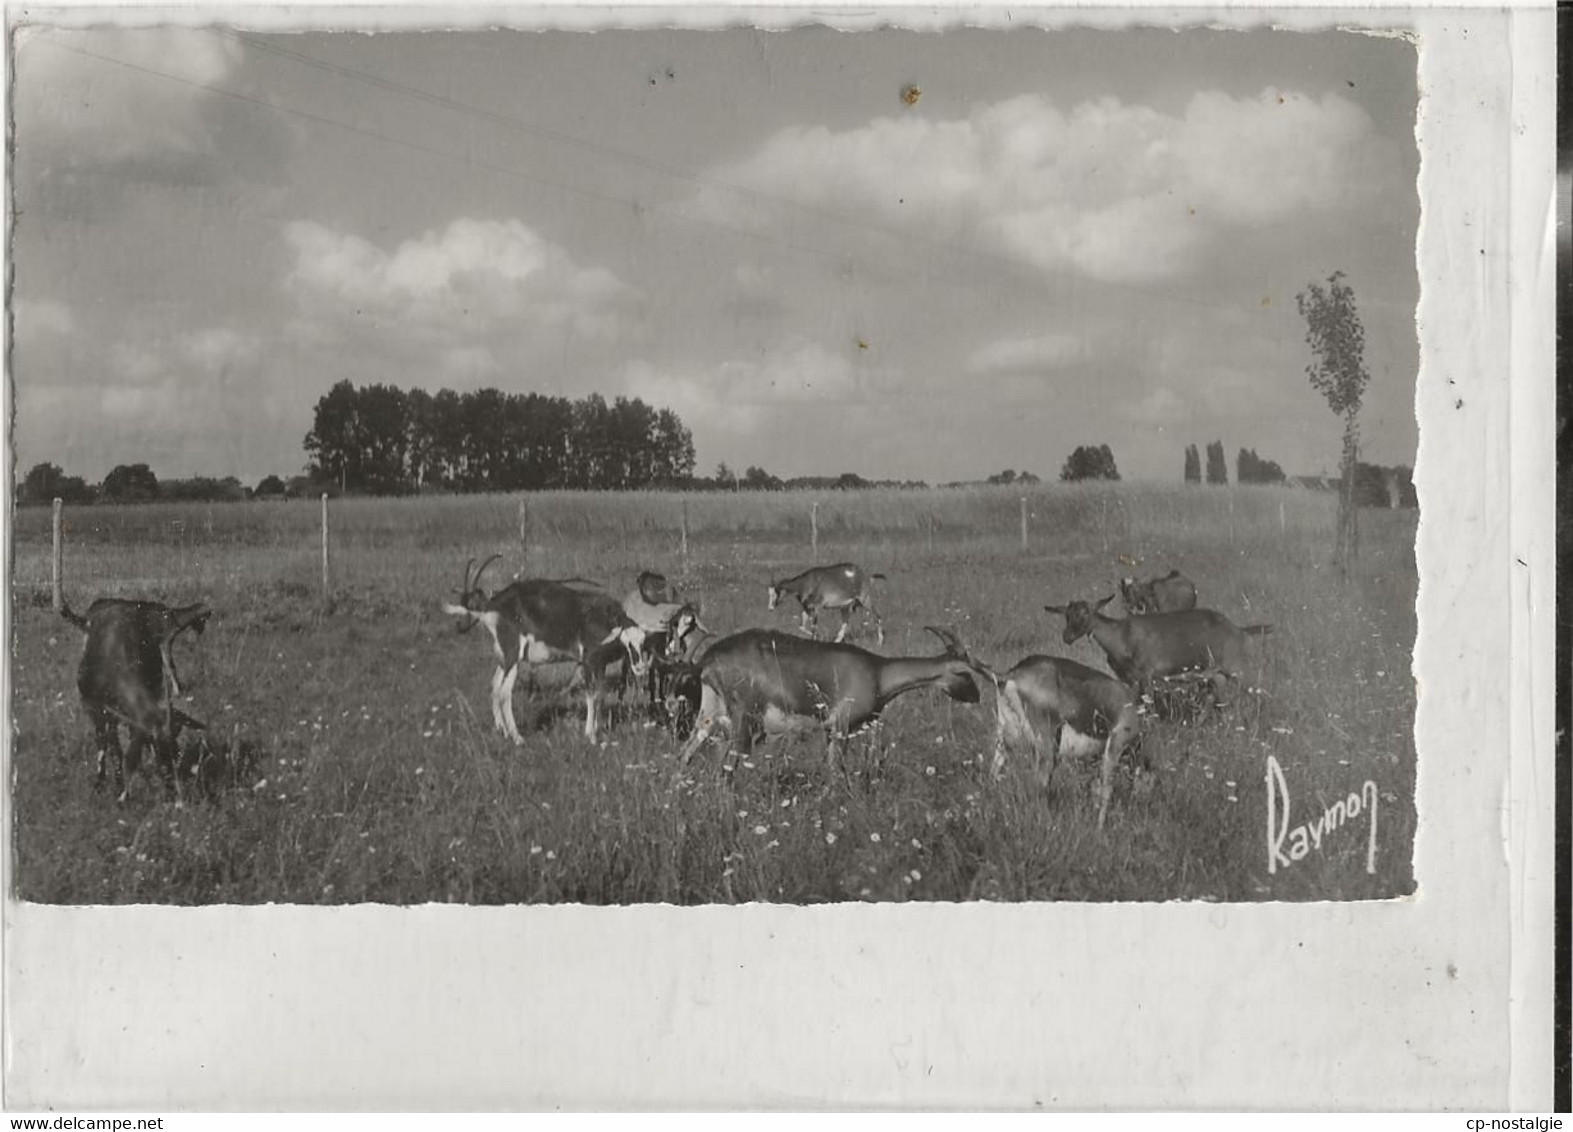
[181,327,261,371]
[621,339,892,437]
[14,28,243,163]
[1123,386,1189,429]
[967,333,1084,375]
[696,89,1388,285]
[284,217,634,342]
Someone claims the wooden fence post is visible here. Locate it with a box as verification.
[320,493,331,603]
[519,497,530,567]
[1101,496,1109,553]
[1279,498,1286,534]
[811,501,819,561]
[927,513,935,555]
[1019,497,1028,552]
[51,498,63,613]
[680,499,690,567]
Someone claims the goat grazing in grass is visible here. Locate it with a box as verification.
[61,597,212,803]
[767,562,885,645]
[1118,569,1198,615]
[1045,595,1272,709]
[678,627,978,771]
[927,626,1143,831]
[442,555,651,743]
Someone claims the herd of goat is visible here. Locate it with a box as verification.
[58,555,1273,830]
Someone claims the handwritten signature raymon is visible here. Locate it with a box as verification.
[1265,754,1378,875]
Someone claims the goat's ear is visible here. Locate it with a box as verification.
[1043,604,1065,615]
[1095,594,1117,611]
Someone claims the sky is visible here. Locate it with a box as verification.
[7,23,1420,487]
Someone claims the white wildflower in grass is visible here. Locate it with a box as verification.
[1227,795,1239,804]
[753,825,768,836]
[910,869,922,882]
[545,850,556,861]
[869,832,881,844]
[825,832,837,846]
[779,799,791,808]
[925,766,936,777]
[737,810,749,819]
[1224,780,1236,788]
[530,845,543,855]
[910,838,922,850]
[415,767,424,775]
[1338,759,1351,766]
[765,840,780,850]
[1271,726,1294,735]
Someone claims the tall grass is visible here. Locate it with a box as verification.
[8,482,1415,905]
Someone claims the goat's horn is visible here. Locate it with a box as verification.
[473,553,502,590]
[923,624,965,657]
[462,556,476,595]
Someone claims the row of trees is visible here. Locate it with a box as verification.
[1182,443,1286,486]
[303,381,698,494]
[18,461,262,506]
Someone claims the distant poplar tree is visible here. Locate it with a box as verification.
[1183,444,1201,484]
[1297,270,1372,574]
[1205,440,1228,485]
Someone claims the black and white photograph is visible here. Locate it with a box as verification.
[1,3,1556,1112]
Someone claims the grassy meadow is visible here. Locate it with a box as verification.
[8,482,1418,904]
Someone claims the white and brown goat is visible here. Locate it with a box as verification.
[442,555,651,742]
[928,626,1143,831]
[767,562,886,644]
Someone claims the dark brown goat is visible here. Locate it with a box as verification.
[647,603,713,735]
[679,627,978,770]
[1119,569,1198,615]
[1045,595,1272,706]
[61,598,211,802]
[928,627,1143,830]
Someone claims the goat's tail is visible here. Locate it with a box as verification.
[1241,623,1275,636]
[870,572,888,581]
[59,601,90,633]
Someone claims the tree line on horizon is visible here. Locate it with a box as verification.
[303,381,698,494]
[1184,441,1287,486]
